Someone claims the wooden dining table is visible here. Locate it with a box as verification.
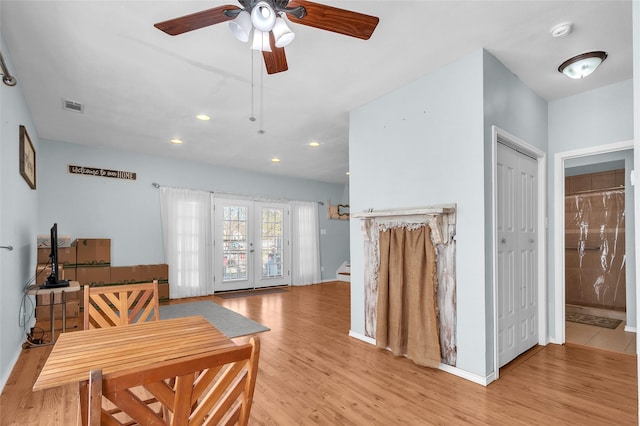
[33,315,236,392]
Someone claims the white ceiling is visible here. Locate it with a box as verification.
[1,1,633,184]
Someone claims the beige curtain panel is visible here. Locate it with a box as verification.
[376,225,441,368]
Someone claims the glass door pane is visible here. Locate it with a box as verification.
[214,198,254,292]
[255,203,289,288]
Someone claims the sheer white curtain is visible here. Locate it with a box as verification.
[160,187,213,298]
[290,201,321,286]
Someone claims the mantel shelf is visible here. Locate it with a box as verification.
[351,204,456,219]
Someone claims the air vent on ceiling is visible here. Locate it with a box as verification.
[62,99,84,113]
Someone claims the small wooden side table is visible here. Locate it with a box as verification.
[25,280,81,345]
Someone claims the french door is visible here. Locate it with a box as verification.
[213,198,290,292]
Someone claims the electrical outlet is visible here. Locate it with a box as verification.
[321,266,324,272]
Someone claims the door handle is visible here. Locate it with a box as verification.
[0,245,13,251]
[500,238,506,244]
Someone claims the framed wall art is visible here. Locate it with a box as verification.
[19,125,36,189]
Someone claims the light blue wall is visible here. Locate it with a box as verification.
[0,36,40,389]
[482,50,548,374]
[38,139,350,279]
[548,80,635,338]
[350,50,487,376]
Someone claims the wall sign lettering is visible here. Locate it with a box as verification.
[68,165,136,181]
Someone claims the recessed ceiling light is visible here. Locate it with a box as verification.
[196,114,210,121]
[170,138,183,144]
[309,141,320,147]
[550,22,572,38]
[271,157,281,163]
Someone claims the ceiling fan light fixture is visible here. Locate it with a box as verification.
[558,51,607,79]
[273,16,295,48]
[229,10,252,42]
[251,29,272,52]
[251,1,276,32]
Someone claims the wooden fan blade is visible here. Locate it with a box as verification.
[262,32,288,74]
[154,5,240,36]
[286,0,378,40]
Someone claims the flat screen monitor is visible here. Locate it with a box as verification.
[41,223,69,289]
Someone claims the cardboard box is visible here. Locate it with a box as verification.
[76,266,111,286]
[35,264,64,284]
[73,238,111,265]
[37,235,71,248]
[109,264,169,284]
[36,301,79,319]
[37,246,77,265]
[142,264,169,283]
[158,282,170,300]
[65,267,77,282]
[110,266,143,285]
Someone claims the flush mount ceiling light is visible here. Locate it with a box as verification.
[558,51,608,79]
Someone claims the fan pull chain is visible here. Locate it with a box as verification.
[249,49,256,122]
[258,58,265,135]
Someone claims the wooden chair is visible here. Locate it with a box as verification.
[83,281,160,330]
[85,337,260,426]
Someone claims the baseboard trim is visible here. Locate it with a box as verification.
[624,325,637,333]
[349,330,492,386]
[439,363,494,386]
[349,330,376,345]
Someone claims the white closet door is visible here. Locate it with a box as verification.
[497,143,538,367]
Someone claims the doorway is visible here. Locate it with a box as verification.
[552,140,635,346]
[561,151,635,354]
[213,197,291,292]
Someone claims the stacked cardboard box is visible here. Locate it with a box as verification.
[35,237,171,319]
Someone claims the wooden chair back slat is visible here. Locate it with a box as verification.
[83,281,160,330]
[85,337,260,426]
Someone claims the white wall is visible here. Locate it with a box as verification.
[350,49,487,376]
[548,79,635,339]
[37,139,350,279]
[0,36,40,389]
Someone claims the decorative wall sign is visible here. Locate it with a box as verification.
[19,125,36,189]
[68,165,136,181]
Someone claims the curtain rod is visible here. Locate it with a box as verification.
[0,51,17,86]
[566,186,625,196]
[151,183,325,205]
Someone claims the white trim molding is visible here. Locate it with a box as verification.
[553,140,634,344]
[349,330,493,386]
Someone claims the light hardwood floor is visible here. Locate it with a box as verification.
[1,281,638,425]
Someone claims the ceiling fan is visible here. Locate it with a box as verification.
[154,0,379,74]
